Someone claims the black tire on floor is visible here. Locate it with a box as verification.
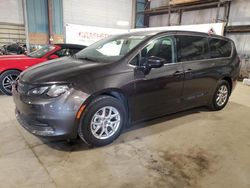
[0,70,20,95]
[78,95,126,147]
[209,80,231,111]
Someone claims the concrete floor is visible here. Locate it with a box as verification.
[0,82,250,188]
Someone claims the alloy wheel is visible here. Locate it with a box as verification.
[2,74,19,94]
[216,85,228,107]
[90,106,121,140]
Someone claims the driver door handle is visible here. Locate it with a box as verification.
[185,68,193,74]
[173,71,183,76]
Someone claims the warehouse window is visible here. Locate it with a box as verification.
[177,35,210,62]
[209,39,232,58]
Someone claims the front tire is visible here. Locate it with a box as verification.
[78,95,126,147]
[0,70,20,95]
[209,80,230,111]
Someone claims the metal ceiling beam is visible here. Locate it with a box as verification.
[226,25,250,33]
[137,0,231,16]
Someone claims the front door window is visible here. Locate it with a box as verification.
[140,36,174,66]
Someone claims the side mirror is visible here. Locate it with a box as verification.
[146,56,165,69]
[48,54,59,60]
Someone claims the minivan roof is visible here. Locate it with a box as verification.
[123,30,232,42]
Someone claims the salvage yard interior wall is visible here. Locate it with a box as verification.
[0,0,24,24]
[149,0,224,26]
[148,0,250,56]
[227,0,250,55]
[63,0,133,29]
[0,0,25,45]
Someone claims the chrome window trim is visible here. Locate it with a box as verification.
[127,33,234,68]
[178,56,232,65]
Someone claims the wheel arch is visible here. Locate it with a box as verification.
[83,88,131,127]
[0,68,22,75]
[221,76,232,94]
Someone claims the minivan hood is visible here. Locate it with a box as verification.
[20,57,103,83]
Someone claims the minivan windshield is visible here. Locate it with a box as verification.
[75,34,147,63]
[27,45,55,58]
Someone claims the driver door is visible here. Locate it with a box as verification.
[131,36,184,122]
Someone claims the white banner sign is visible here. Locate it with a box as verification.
[65,23,128,46]
[65,23,225,46]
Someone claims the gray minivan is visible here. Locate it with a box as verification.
[13,31,240,146]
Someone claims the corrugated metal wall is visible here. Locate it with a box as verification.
[0,23,25,45]
[228,0,250,26]
[0,0,24,24]
[149,0,224,26]
[227,0,250,55]
[227,33,250,55]
[0,0,25,45]
[63,0,133,29]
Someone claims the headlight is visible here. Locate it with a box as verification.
[29,86,49,95]
[47,85,69,97]
[29,85,69,97]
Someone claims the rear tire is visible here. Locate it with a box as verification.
[209,80,230,111]
[0,70,20,95]
[78,95,126,147]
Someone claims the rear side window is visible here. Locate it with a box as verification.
[177,35,210,62]
[209,38,232,58]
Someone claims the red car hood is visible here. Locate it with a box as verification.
[0,55,31,60]
[0,55,44,73]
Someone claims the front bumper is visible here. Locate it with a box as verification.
[13,85,89,140]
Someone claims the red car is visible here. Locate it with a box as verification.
[0,43,86,95]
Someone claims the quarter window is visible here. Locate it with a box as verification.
[209,38,232,58]
[130,54,140,66]
[177,36,209,62]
